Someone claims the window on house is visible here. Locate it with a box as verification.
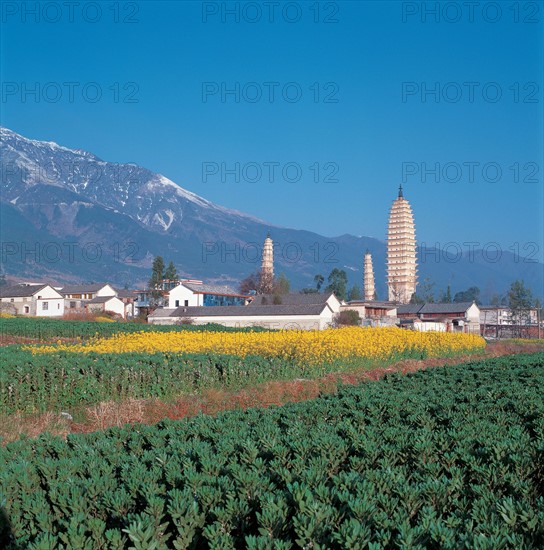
[184,300,189,306]
[70,302,76,308]
[42,302,49,310]
[10,298,14,302]
[58,303,60,309]
[24,306,29,314]
[175,300,180,307]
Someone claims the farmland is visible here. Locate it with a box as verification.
[1,353,543,548]
[0,317,266,343]
[1,327,485,416]
[1,318,543,547]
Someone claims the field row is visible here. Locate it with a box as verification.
[1,354,543,548]
[2,328,485,415]
[32,326,486,362]
[0,317,266,341]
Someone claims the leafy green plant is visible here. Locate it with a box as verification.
[0,354,543,548]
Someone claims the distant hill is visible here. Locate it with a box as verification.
[1,127,542,300]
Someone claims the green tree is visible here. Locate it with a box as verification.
[420,277,436,303]
[410,293,425,305]
[148,256,165,289]
[507,280,534,328]
[453,286,481,305]
[273,273,290,295]
[148,256,165,308]
[334,309,361,327]
[442,285,452,303]
[347,285,362,301]
[490,293,507,306]
[326,268,348,301]
[164,261,178,281]
[300,288,318,294]
[314,274,324,292]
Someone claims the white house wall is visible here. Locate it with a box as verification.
[96,284,117,297]
[36,298,64,317]
[150,313,334,330]
[167,285,202,308]
[88,298,126,318]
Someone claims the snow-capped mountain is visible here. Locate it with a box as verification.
[0,127,262,235]
[1,127,542,299]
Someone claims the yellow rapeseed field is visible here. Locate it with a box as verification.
[32,327,485,364]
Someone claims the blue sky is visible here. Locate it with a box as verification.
[2,0,543,260]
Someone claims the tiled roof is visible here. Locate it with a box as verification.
[88,296,120,304]
[419,302,476,314]
[165,303,329,318]
[60,284,112,295]
[0,284,47,298]
[115,289,136,298]
[396,304,423,314]
[348,300,397,309]
[150,308,177,318]
[182,282,247,296]
[248,292,335,307]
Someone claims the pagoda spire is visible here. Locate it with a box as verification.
[387,187,417,303]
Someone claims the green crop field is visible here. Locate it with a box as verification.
[0,317,269,341]
[0,347,322,415]
[1,353,543,548]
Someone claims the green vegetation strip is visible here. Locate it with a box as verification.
[0,347,417,416]
[1,354,543,548]
[0,317,269,340]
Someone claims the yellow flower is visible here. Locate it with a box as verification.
[30,327,486,364]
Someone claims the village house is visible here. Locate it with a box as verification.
[0,284,65,317]
[397,302,481,333]
[167,280,249,308]
[85,295,126,318]
[59,283,135,319]
[341,300,398,326]
[479,305,538,326]
[59,283,118,311]
[148,292,342,330]
[115,288,136,318]
[479,305,540,338]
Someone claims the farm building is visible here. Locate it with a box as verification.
[0,284,64,317]
[397,302,481,333]
[60,283,134,319]
[85,296,126,318]
[60,283,117,312]
[341,300,398,326]
[167,280,249,308]
[149,292,342,330]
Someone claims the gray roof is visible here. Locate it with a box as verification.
[168,303,329,318]
[88,296,121,304]
[150,308,176,318]
[181,282,247,296]
[248,292,335,307]
[0,284,47,298]
[115,289,136,298]
[348,300,397,309]
[419,302,476,314]
[397,304,423,315]
[60,283,112,295]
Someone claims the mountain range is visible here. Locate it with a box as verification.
[1,127,542,301]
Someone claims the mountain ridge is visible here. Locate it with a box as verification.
[1,127,542,300]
